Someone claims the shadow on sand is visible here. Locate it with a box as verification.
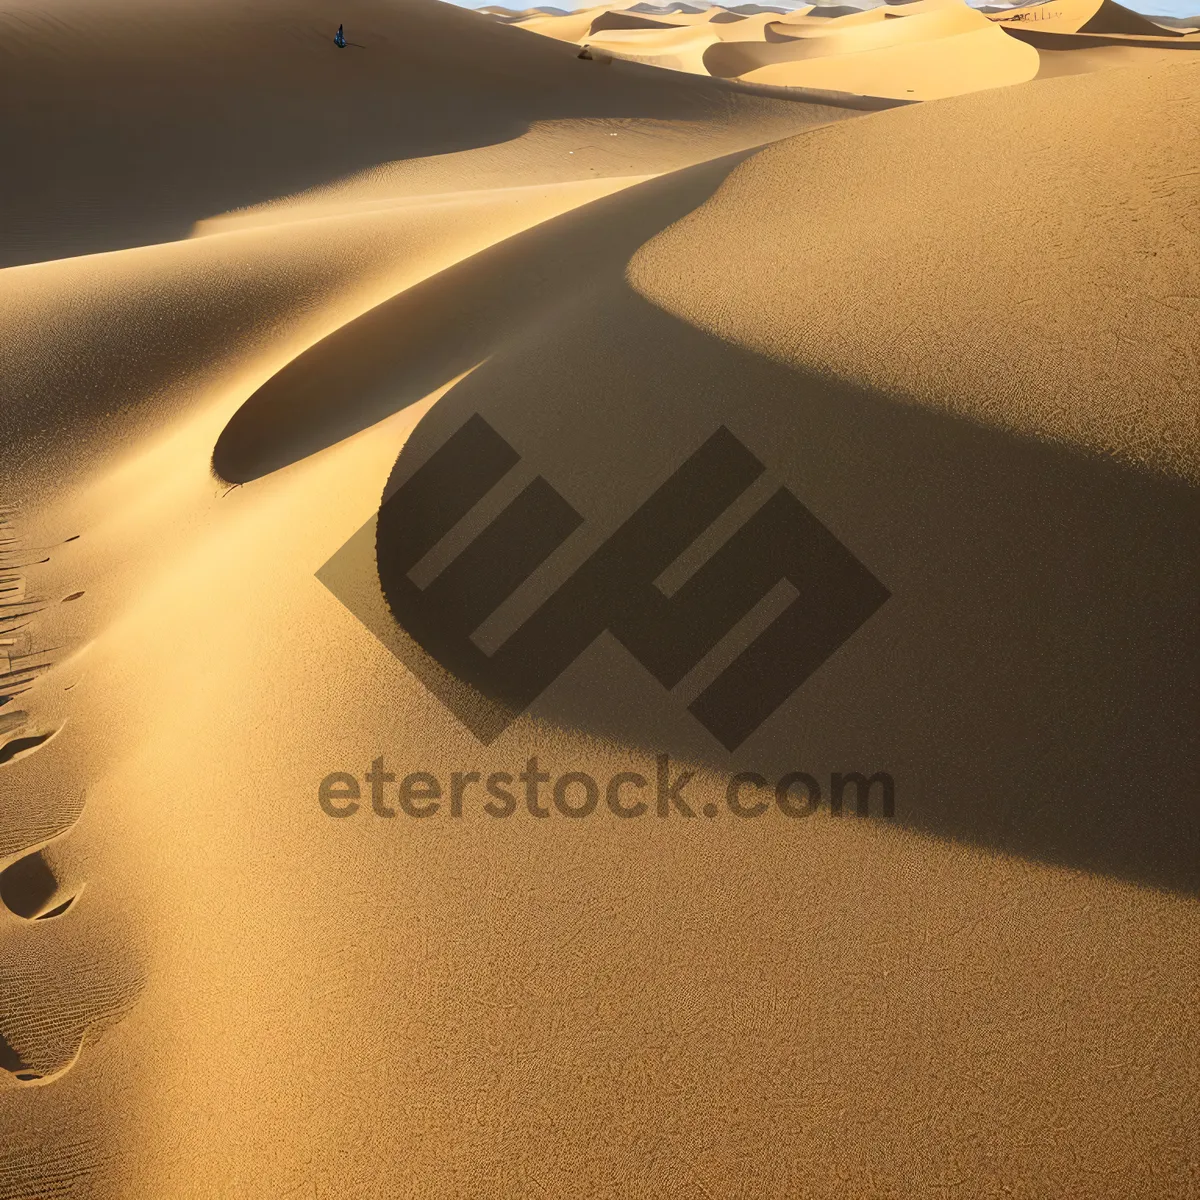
[1,0,823,266]
[215,156,1199,898]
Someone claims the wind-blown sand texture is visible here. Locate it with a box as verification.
[1,0,1198,1194]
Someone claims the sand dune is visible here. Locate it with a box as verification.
[480,3,570,17]
[0,0,859,1163]
[504,0,1198,97]
[1,0,1197,1193]
[734,22,1038,94]
[1153,11,1200,26]
[628,0,710,10]
[585,24,727,70]
[767,4,888,30]
[630,58,1200,479]
[1,0,856,268]
[801,1,886,14]
[987,0,1187,33]
[514,0,1052,97]
[517,3,623,38]
[703,0,1040,96]
[727,1,796,11]
[1029,34,1197,73]
[984,0,1200,77]
[588,7,693,28]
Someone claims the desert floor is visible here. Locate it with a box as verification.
[1,0,1198,1196]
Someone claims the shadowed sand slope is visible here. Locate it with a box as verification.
[1,0,1198,1196]
[211,155,757,484]
[0,0,847,268]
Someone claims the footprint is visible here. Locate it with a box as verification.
[0,831,108,1090]
[0,510,127,1095]
[0,829,101,1091]
[0,1028,49,1082]
[1,848,80,921]
[0,877,139,1089]
[0,1024,85,1086]
[0,727,58,767]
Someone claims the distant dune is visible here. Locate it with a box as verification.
[985,0,1187,33]
[507,0,1199,95]
[1,0,1197,1194]
[980,0,1200,74]
[1150,10,1200,26]
[478,4,570,19]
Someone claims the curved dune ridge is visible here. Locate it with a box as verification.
[986,0,1186,33]
[630,58,1200,484]
[507,0,1199,95]
[0,0,858,269]
[706,0,1041,95]
[0,0,855,1188]
[984,0,1200,74]
[2,0,1198,1193]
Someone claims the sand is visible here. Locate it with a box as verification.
[509,0,1199,97]
[1,0,1198,1195]
[986,0,1186,33]
[708,3,1042,98]
[518,0,1042,98]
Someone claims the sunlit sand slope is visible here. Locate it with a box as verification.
[0,0,863,1191]
[507,0,1200,96]
[710,0,1040,95]
[0,0,1196,1195]
[515,0,1042,97]
[631,58,1200,482]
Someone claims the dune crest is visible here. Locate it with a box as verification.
[986,0,1187,34]
[630,58,1200,481]
[505,0,1200,96]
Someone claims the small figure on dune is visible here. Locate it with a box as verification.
[335,23,346,47]
[577,44,592,59]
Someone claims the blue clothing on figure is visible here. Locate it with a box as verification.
[335,24,346,46]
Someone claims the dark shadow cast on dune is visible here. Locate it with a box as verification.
[0,850,60,919]
[0,0,824,267]
[215,149,1198,898]
[212,150,759,482]
[0,1031,27,1076]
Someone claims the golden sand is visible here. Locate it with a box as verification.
[1,0,1197,1194]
